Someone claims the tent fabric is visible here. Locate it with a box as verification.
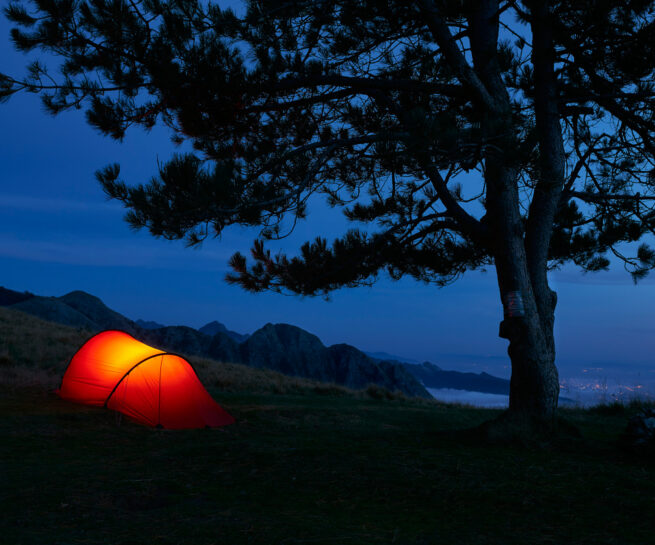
[57,330,234,429]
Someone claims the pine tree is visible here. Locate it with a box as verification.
[3,0,654,430]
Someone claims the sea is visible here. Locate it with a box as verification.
[428,375,655,408]
[427,388,510,408]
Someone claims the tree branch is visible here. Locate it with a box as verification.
[272,74,466,98]
[420,162,487,243]
[524,0,566,317]
[251,133,408,180]
[568,191,655,203]
[418,0,499,111]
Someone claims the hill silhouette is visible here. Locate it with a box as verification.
[0,286,511,397]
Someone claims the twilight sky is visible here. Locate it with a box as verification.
[1,8,654,392]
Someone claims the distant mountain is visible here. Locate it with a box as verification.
[237,324,429,397]
[58,291,137,333]
[199,320,250,343]
[135,319,166,330]
[137,324,241,365]
[198,320,225,336]
[1,286,512,399]
[10,296,100,330]
[240,323,333,378]
[366,351,420,364]
[1,288,429,397]
[366,350,511,396]
[405,361,510,395]
[0,286,34,306]
[6,290,137,334]
[329,344,428,397]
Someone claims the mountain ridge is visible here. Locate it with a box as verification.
[199,320,250,343]
[0,286,510,397]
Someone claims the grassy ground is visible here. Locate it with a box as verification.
[1,387,654,545]
[2,306,655,544]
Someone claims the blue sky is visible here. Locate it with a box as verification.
[1,8,654,389]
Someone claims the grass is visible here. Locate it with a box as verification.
[2,389,655,544]
[0,306,90,387]
[1,306,655,544]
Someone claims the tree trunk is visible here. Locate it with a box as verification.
[499,297,559,420]
[500,0,564,423]
[462,0,562,427]
[486,160,560,423]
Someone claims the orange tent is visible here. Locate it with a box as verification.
[57,330,234,429]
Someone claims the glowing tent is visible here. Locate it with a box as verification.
[57,330,234,429]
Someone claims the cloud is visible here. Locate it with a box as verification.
[0,194,119,213]
[0,234,235,271]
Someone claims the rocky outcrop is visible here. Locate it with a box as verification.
[238,325,431,398]
[139,325,212,356]
[207,331,241,363]
[329,344,429,397]
[139,325,241,364]
[240,323,337,382]
[199,320,249,342]
[135,319,166,330]
[377,359,433,398]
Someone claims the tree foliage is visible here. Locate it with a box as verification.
[3,0,655,295]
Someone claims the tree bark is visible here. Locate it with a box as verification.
[499,296,559,421]
[486,160,560,423]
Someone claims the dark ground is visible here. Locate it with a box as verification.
[1,388,654,545]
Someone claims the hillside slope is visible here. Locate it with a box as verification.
[0,305,90,373]
[1,286,515,398]
[1,288,431,397]
[0,306,379,398]
[10,296,99,330]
